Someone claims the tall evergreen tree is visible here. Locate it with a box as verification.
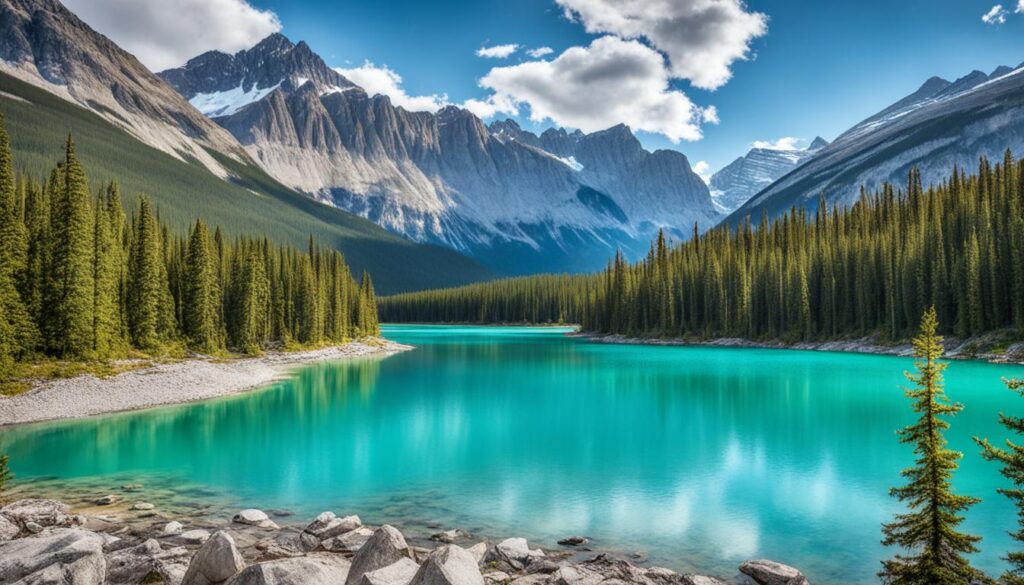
[128,196,171,349]
[183,219,221,353]
[49,135,95,357]
[880,307,981,585]
[976,378,1024,585]
[91,183,123,357]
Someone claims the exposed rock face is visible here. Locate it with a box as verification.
[486,538,545,571]
[408,545,484,585]
[709,138,827,213]
[728,63,1024,224]
[346,526,414,585]
[738,559,809,585]
[1,499,80,532]
[225,554,351,585]
[181,530,246,585]
[358,557,420,585]
[0,0,248,176]
[0,515,18,541]
[322,526,375,553]
[299,512,363,551]
[159,34,720,275]
[0,528,106,584]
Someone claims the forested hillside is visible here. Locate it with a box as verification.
[382,152,1024,343]
[0,73,490,294]
[0,114,380,377]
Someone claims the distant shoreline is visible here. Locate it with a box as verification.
[0,339,414,427]
[572,332,1024,365]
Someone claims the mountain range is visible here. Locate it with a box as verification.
[728,64,1024,223]
[158,34,719,274]
[709,137,827,213]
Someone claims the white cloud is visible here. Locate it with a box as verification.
[334,62,449,113]
[476,36,709,142]
[527,47,555,58]
[476,44,520,59]
[983,4,1009,23]
[1017,0,1024,13]
[462,94,519,119]
[555,0,767,90]
[752,137,804,151]
[692,161,713,184]
[63,0,281,71]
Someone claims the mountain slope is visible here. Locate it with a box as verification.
[709,137,827,213]
[0,0,247,176]
[0,70,491,294]
[726,64,1024,223]
[160,35,720,275]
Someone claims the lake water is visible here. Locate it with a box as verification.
[3,325,1024,583]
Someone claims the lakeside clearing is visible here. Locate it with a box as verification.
[0,338,413,427]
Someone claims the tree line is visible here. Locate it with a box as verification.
[0,112,379,374]
[382,152,1024,344]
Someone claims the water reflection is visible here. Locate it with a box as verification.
[2,326,1023,584]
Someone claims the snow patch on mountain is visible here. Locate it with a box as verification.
[189,81,283,117]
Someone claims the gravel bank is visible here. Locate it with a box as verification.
[0,339,413,427]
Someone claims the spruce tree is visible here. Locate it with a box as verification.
[49,135,95,357]
[91,183,122,357]
[183,219,221,353]
[128,196,168,350]
[0,112,34,364]
[976,378,1024,585]
[879,307,981,585]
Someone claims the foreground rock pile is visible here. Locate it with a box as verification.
[0,499,810,585]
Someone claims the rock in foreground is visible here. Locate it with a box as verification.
[346,526,414,585]
[0,528,106,584]
[739,559,809,585]
[182,530,246,585]
[226,553,351,585]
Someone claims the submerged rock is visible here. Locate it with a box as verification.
[131,502,155,511]
[346,525,414,585]
[181,530,246,585]
[95,494,122,506]
[225,553,351,585]
[358,557,420,585]
[0,528,106,584]
[739,560,809,585]
[409,545,484,585]
[430,529,464,544]
[556,537,588,547]
[233,510,279,529]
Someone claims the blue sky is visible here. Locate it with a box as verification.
[67,0,1024,175]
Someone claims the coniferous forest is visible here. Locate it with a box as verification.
[381,151,1024,344]
[0,113,380,379]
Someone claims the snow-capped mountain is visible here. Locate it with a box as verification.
[0,0,248,176]
[726,64,1024,223]
[159,34,719,275]
[709,137,827,213]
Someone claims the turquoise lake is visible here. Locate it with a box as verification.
[4,324,1024,583]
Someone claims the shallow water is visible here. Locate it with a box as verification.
[4,325,1024,583]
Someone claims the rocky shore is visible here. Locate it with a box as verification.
[0,497,810,585]
[0,339,414,427]
[574,331,1024,365]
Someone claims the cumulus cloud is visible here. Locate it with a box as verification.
[476,44,520,59]
[334,62,449,112]
[982,4,1009,23]
[555,0,767,90]
[527,47,555,58]
[63,0,281,71]
[1017,0,1024,12]
[751,137,804,150]
[692,161,713,184]
[476,36,709,142]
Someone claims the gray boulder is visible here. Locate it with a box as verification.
[739,560,809,585]
[164,521,185,535]
[225,554,351,585]
[179,530,212,545]
[0,514,18,541]
[358,557,420,585]
[409,546,484,585]
[430,530,463,544]
[322,527,375,553]
[181,530,246,585]
[299,512,362,551]
[681,577,730,585]
[466,543,487,564]
[1,499,78,531]
[233,510,279,529]
[346,525,414,585]
[549,565,604,585]
[487,538,544,571]
[95,495,122,506]
[0,528,106,584]
[105,538,163,584]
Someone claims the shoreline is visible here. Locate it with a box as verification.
[0,338,414,427]
[570,331,1024,365]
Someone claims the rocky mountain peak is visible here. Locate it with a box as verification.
[808,136,829,150]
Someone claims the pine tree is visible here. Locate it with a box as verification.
[183,220,221,353]
[976,378,1024,585]
[49,135,95,357]
[128,196,169,350]
[91,183,122,357]
[0,112,34,365]
[880,307,981,585]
